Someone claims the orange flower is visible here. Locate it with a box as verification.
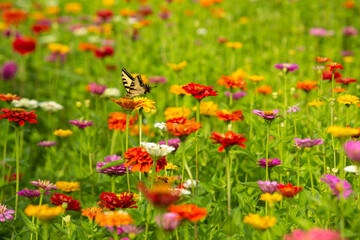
[119,8,136,17]
[95,210,134,227]
[344,1,355,8]
[211,7,225,18]
[166,117,201,137]
[0,2,12,11]
[78,43,97,52]
[2,9,27,25]
[124,147,167,173]
[111,98,146,112]
[296,81,318,92]
[138,183,180,208]
[164,107,191,120]
[218,75,247,90]
[216,110,244,122]
[257,85,272,95]
[314,56,332,63]
[333,87,346,93]
[108,112,135,131]
[81,207,103,220]
[168,204,207,222]
[0,93,20,102]
[130,124,154,137]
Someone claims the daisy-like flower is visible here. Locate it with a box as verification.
[284,228,342,240]
[327,126,360,138]
[154,122,168,131]
[308,100,324,107]
[260,193,282,207]
[337,94,359,106]
[322,70,342,80]
[108,112,135,131]
[69,119,94,129]
[50,193,81,211]
[326,62,343,72]
[192,101,218,116]
[168,204,207,222]
[138,183,180,208]
[247,75,265,82]
[37,141,56,147]
[12,98,38,108]
[81,207,103,220]
[53,129,73,137]
[166,117,201,138]
[2,8,26,25]
[116,224,144,236]
[12,36,36,55]
[294,138,324,148]
[257,180,278,194]
[287,104,301,113]
[156,213,181,231]
[344,165,360,175]
[124,147,167,173]
[95,210,134,227]
[96,154,129,176]
[274,63,299,72]
[111,98,146,112]
[0,204,15,222]
[309,28,334,37]
[257,158,282,168]
[276,183,302,198]
[158,138,181,152]
[243,213,277,230]
[252,109,282,122]
[216,110,244,122]
[17,189,50,198]
[24,204,64,221]
[164,107,191,120]
[87,82,107,95]
[56,181,80,192]
[344,141,360,164]
[39,101,64,112]
[210,131,247,152]
[182,83,218,100]
[149,76,167,84]
[333,87,346,93]
[0,93,20,102]
[153,175,180,184]
[167,61,187,72]
[314,56,332,63]
[296,81,318,92]
[97,192,137,210]
[0,108,37,126]
[132,97,155,113]
[257,85,272,95]
[30,179,57,190]
[141,142,175,159]
[94,46,114,58]
[321,175,353,200]
[102,88,120,98]
[217,75,247,90]
[225,42,243,49]
[1,61,18,81]
[169,85,190,96]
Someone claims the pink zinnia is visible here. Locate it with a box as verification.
[284,228,343,240]
[0,204,15,222]
[321,175,353,200]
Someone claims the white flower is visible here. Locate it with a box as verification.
[140,142,175,159]
[38,34,58,44]
[39,101,64,112]
[344,165,360,175]
[12,98,38,109]
[88,35,100,43]
[154,122,167,131]
[196,28,208,36]
[174,188,191,196]
[183,179,199,188]
[73,27,88,36]
[102,88,121,98]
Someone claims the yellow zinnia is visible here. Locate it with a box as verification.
[260,193,283,207]
[48,43,70,54]
[25,205,64,221]
[56,181,80,192]
[326,126,360,138]
[308,100,324,107]
[243,213,277,230]
[337,94,359,106]
[167,61,187,72]
[192,101,218,116]
[103,0,115,6]
[169,85,190,96]
[132,97,155,113]
[64,2,82,13]
[225,42,243,49]
[165,163,179,170]
[54,129,73,137]
[46,6,60,15]
[248,75,265,82]
[164,107,191,120]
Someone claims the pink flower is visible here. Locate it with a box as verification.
[0,204,15,222]
[257,180,278,193]
[321,175,353,200]
[284,228,343,240]
[252,109,282,121]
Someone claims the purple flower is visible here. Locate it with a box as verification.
[309,28,334,37]
[89,82,107,95]
[341,50,353,57]
[158,138,181,152]
[149,76,167,84]
[29,179,57,190]
[321,174,353,200]
[252,109,282,121]
[17,189,51,198]
[159,11,171,20]
[44,52,68,64]
[96,154,129,176]
[118,225,144,235]
[257,158,282,168]
[344,141,360,164]
[257,180,278,193]
[343,26,358,36]
[287,104,301,113]
[37,141,57,147]
[225,91,247,100]
[294,138,324,148]
[156,213,181,231]
[0,204,15,222]
[1,61,18,81]
[274,63,299,72]
[69,120,94,129]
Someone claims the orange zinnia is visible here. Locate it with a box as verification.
[218,75,247,90]
[95,210,134,227]
[166,117,201,137]
[124,147,167,173]
[216,110,244,122]
[81,207,103,220]
[333,87,346,93]
[2,9,27,25]
[78,43,97,52]
[111,98,146,112]
[257,85,272,95]
[296,81,318,92]
[0,2,12,11]
[314,56,332,63]
[108,112,135,131]
[168,204,207,222]
[0,93,20,102]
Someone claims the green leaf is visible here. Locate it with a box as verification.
[18,209,38,233]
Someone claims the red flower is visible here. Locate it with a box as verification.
[182,83,218,100]
[31,23,50,34]
[166,118,201,137]
[168,204,207,222]
[94,46,114,58]
[313,56,332,63]
[50,193,81,211]
[5,173,23,183]
[322,70,341,80]
[0,108,37,126]
[276,183,302,198]
[97,9,113,21]
[138,183,180,208]
[2,9,26,25]
[124,147,167,173]
[97,192,137,210]
[12,37,36,55]
[335,77,357,85]
[325,62,343,72]
[210,131,247,152]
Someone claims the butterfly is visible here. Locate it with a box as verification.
[121,68,152,98]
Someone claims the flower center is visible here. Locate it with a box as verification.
[11,108,26,113]
[335,183,343,193]
[264,111,274,116]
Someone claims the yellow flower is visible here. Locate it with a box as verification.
[231,69,247,79]
[165,163,179,170]
[102,23,112,36]
[48,43,70,54]
[243,213,277,230]
[164,107,191,120]
[103,0,115,6]
[308,100,324,107]
[343,56,354,63]
[239,16,250,24]
[25,205,64,221]
[192,101,218,116]
[64,2,82,13]
[132,97,156,113]
[167,61,187,72]
[0,22,6,31]
[53,129,73,137]
[87,25,102,34]
[327,126,360,138]
[169,85,190,96]
[260,193,282,207]
[75,68,84,75]
[247,75,264,82]
[130,124,154,137]
[95,210,134,227]
[56,181,80,192]
[154,175,179,184]
[225,42,243,49]
[46,6,60,15]
[337,94,359,106]
[29,12,46,21]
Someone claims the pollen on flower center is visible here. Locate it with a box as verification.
[335,183,343,192]
[264,111,274,115]
[11,108,26,112]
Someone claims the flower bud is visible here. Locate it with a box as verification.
[63,215,71,226]
[84,99,90,108]
[76,101,82,108]
[62,202,68,210]
[332,168,339,174]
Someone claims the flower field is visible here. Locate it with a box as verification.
[1,0,360,239]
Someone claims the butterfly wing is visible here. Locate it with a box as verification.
[121,68,135,95]
[122,68,152,98]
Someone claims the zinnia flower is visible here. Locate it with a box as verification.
[274,63,299,72]
[164,107,191,120]
[11,98,38,108]
[260,193,282,207]
[0,61,18,81]
[30,179,57,190]
[166,117,201,138]
[321,175,353,200]
[257,180,278,194]
[108,112,135,131]
[243,213,276,230]
[94,46,114,58]
[24,204,63,221]
[169,85,190,95]
[257,158,282,168]
[88,82,107,95]
[53,129,73,137]
[337,94,359,106]
[248,75,265,82]
[0,204,15,222]
[37,141,56,147]
[182,83,218,100]
[138,183,180,208]
[326,62,344,72]
[327,126,360,138]
[293,138,324,148]
[216,110,244,122]
[81,207,103,220]
[296,81,318,92]
[336,77,357,85]
[140,142,175,159]
[224,91,247,100]
[2,9,26,25]
[252,109,282,122]
[322,70,341,80]
[0,93,20,102]
[158,138,181,152]
[192,101,218,116]
[17,189,50,198]
[217,75,247,90]
[133,97,155,113]
[97,192,137,209]
[0,108,37,126]
[257,85,272,94]
[55,181,80,192]
[156,213,181,231]
[124,147,167,173]
[69,119,94,129]
[314,56,332,63]
[210,131,247,152]
[344,141,360,164]
[167,61,187,72]
[287,104,301,113]
[96,154,129,176]
[95,210,134,227]
[39,101,64,112]
[50,193,81,211]
[111,98,147,112]
[276,183,302,198]
[284,228,343,240]
[12,36,36,55]
[168,204,207,222]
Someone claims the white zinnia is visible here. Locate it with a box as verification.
[39,101,64,112]
[154,122,167,131]
[183,179,199,188]
[344,165,360,175]
[102,88,121,98]
[140,142,175,159]
[12,98,38,109]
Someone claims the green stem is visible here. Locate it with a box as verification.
[225,150,231,217]
[42,222,49,240]
[181,140,186,185]
[184,222,189,240]
[195,100,200,194]
[125,113,130,192]
[14,127,21,220]
[110,130,118,155]
[331,70,335,100]
[346,107,349,126]
[139,109,143,144]
[111,176,116,193]
[297,151,300,187]
[1,121,9,200]
[265,124,270,181]
[283,70,288,129]
[80,131,83,173]
[36,193,44,240]
[145,158,158,240]
[307,152,315,197]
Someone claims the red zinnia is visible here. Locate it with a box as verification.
[335,77,357,85]
[276,183,302,198]
[182,83,218,100]
[94,46,114,58]
[322,70,341,80]
[210,131,247,152]
[0,108,37,126]
[31,23,50,34]
[124,147,167,173]
[313,56,332,63]
[50,193,81,211]
[97,9,113,21]
[12,37,36,55]
[168,204,207,222]
[0,94,20,102]
[325,62,343,72]
[97,192,137,210]
[2,9,26,25]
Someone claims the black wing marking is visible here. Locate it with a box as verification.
[121,68,134,93]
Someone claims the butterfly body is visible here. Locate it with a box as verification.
[121,68,152,98]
